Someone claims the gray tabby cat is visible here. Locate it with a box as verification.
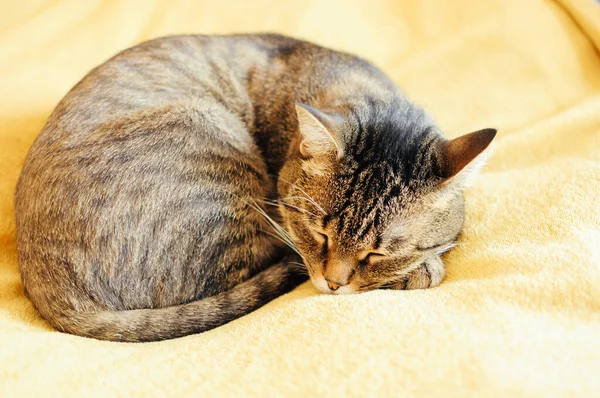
[15,34,495,342]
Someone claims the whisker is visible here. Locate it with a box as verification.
[451,241,479,247]
[258,228,302,256]
[262,201,280,208]
[286,261,309,275]
[269,199,317,217]
[257,214,296,249]
[278,196,324,216]
[278,178,327,215]
[243,198,299,253]
[424,243,457,262]
[226,192,303,257]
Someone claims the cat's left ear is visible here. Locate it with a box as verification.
[439,128,497,185]
[295,103,343,158]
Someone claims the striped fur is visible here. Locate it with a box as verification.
[15,34,494,342]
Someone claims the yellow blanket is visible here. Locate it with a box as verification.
[2,0,600,396]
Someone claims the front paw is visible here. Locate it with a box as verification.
[391,256,446,290]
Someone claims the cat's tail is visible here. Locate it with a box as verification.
[46,260,308,342]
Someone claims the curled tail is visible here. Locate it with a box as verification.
[48,260,307,342]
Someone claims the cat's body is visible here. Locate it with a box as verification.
[15,34,495,342]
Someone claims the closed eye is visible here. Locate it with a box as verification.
[358,252,387,267]
[317,232,328,244]
[315,232,329,256]
[311,230,328,246]
[365,253,385,261]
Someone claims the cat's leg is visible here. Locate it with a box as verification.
[391,256,446,290]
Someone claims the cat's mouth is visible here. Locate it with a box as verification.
[306,262,373,295]
[309,276,362,295]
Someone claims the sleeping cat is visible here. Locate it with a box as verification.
[15,34,495,342]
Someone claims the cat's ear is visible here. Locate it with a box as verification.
[440,128,497,184]
[295,103,342,158]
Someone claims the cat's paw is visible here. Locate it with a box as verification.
[391,256,446,290]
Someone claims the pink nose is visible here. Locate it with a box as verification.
[326,279,344,291]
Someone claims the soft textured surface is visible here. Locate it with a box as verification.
[1,0,600,396]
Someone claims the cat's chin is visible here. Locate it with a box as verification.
[310,277,332,294]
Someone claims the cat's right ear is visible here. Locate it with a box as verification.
[295,103,343,158]
[439,128,497,186]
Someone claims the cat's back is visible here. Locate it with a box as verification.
[30,33,391,149]
[38,33,385,137]
[14,34,303,311]
[41,35,270,136]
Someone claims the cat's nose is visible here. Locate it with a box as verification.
[325,279,345,291]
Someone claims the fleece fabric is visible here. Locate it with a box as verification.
[1,0,600,396]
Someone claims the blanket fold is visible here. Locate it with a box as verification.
[1,0,599,396]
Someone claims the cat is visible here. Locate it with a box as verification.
[15,34,496,342]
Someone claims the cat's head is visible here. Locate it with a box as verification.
[277,100,496,294]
